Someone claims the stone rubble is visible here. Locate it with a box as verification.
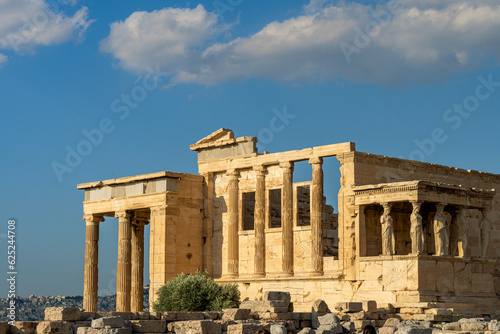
[3,297,500,334]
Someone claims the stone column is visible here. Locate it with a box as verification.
[309,157,324,275]
[83,214,104,312]
[457,207,469,258]
[480,208,492,259]
[131,218,147,312]
[115,211,132,312]
[225,170,240,278]
[410,201,424,254]
[253,166,266,277]
[380,203,395,255]
[434,203,448,256]
[280,161,294,276]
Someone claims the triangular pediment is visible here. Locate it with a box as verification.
[194,128,234,146]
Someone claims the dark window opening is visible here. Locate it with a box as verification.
[296,185,311,226]
[242,192,255,231]
[269,189,282,228]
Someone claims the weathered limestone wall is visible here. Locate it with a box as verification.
[149,173,205,305]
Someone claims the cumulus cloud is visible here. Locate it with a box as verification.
[0,0,93,53]
[100,0,500,86]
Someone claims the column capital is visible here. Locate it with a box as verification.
[133,218,149,227]
[83,214,104,223]
[436,202,447,210]
[308,156,323,165]
[226,169,240,178]
[253,165,267,175]
[381,202,392,210]
[115,211,132,220]
[279,161,294,170]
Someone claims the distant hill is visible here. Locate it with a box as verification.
[0,287,149,321]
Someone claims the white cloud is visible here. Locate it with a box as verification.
[100,0,500,86]
[0,0,93,53]
[0,53,7,67]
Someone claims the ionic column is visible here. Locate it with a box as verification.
[131,218,147,312]
[83,214,104,312]
[309,157,324,275]
[115,211,132,312]
[253,166,266,277]
[225,170,240,278]
[280,161,294,276]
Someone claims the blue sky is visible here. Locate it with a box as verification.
[1,0,500,298]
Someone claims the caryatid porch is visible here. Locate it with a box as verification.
[350,180,497,308]
[78,171,204,312]
[352,180,495,259]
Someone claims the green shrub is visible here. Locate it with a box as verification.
[152,270,240,312]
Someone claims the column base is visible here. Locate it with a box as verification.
[278,272,294,278]
[308,270,324,277]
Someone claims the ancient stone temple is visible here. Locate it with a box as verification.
[77,128,499,313]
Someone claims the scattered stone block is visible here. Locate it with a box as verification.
[174,320,222,334]
[158,312,176,321]
[313,300,330,314]
[348,312,366,321]
[363,301,377,313]
[379,327,397,334]
[353,320,371,330]
[343,321,355,332]
[264,291,291,310]
[227,323,270,334]
[80,312,96,320]
[45,307,81,321]
[73,321,92,332]
[318,314,341,326]
[77,328,99,334]
[489,321,500,331]
[397,326,433,334]
[98,329,132,334]
[202,312,220,320]
[135,312,150,320]
[460,321,488,331]
[384,318,401,327]
[128,320,166,333]
[36,321,73,334]
[442,323,461,331]
[222,308,251,321]
[10,321,38,334]
[240,301,273,313]
[424,309,452,315]
[400,308,423,314]
[92,317,124,329]
[176,312,205,321]
[335,303,363,313]
[270,324,287,334]
[298,328,315,334]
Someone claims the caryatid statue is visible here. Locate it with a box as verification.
[410,201,424,254]
[434,203,449,256]
[457,207,469,258]
[480,208,492,259]
[380,203,395,255]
